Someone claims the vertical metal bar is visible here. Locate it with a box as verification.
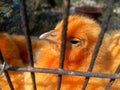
[19,0,36,90]
[82,0,115,89]
[57,0,70,90]
[0,51,14,90]
[105,65,120,90]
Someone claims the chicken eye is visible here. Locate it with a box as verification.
[70,38,81,47]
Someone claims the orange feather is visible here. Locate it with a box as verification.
[0,15,120,90]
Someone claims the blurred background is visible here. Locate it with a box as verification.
[0,0,120,36]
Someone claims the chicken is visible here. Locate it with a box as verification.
[0,15,120,90]
[24,15,120,90]
[0,33,25,66]
[0,33,25,90]
[0,34,46,90]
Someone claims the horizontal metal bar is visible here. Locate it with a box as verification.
[0,65,120,79]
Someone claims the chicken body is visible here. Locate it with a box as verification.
[0,15,120,90]
[0,33,25,90]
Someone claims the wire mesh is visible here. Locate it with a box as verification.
[0,0,120,90]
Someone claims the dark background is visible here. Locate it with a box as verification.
[0,0,120,36]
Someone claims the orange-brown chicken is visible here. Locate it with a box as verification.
[0,15,120,90]
[0,33,25,66]
[0,33,25,90]
[24,15,120,90]
[0,33,52,89]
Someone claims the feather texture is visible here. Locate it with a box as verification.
[0,15,120,90]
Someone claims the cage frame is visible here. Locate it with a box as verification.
[0,0,120,90]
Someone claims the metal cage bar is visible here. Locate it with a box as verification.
[82,0,116,89]
[0,65,120,79]
[105,65,120,90]
[19,0,36,90]
[0,51,14,90]
[57,0,70,90]
[0,0,120,90]
[106,79,115,90]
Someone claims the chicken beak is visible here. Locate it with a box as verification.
[39,30,60,54]
[39,32,50,39]
[39,30,58,40]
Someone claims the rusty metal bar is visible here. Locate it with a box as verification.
[57,0,70,90]
[0,51,14,90]
[105,65,120,90]
[82,0,116,89]
[0,65,120,79]
[19,0,36,90]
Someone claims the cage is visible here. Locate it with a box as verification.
[0,0,120,90]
